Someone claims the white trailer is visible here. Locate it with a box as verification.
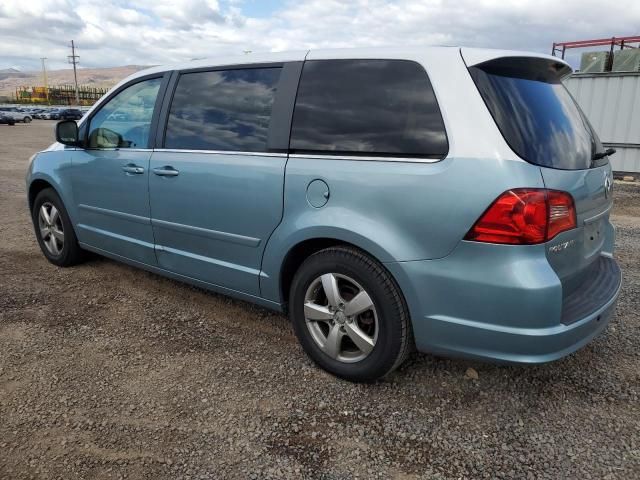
[565,72,640,175]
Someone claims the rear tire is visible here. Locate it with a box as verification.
[289,246,412,382]
[32,188,84,267]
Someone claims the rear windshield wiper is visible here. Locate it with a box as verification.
[592,148,616,161]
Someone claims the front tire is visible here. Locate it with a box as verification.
[289,246,412,382]
[32,188,84,267]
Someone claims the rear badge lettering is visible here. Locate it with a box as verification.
[549,239,576,254]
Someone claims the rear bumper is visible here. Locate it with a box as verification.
[415,286,617,364]
[561,254,620,325]
[386,244,621,364]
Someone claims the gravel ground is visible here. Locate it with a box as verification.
[1,121,639,479]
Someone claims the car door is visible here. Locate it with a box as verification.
[148,62,301,296]
[71,74,167,265]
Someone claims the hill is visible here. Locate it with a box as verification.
[0,65,148,100]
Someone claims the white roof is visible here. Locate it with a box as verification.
[88,46,571,122]
[128,49,310,81]
[125,45,569,82]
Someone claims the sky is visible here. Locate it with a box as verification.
[1,0,639,72]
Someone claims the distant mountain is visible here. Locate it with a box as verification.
[0,67,28,83]
[0,65,149,98]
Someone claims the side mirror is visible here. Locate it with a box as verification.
[55,120,80,146]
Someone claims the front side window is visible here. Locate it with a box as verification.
[87,77,162,149]
[164,67,282,152]
[290,59,449,158]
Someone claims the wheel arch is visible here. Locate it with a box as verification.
[28,178,58,212]
[261,219,409,306]
[276,236,403,309]
[279,238,345,305]
[28,177,77,228]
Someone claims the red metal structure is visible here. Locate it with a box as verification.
[552,35,640,61]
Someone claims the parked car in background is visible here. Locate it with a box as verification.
[0,107,32,123]
[58,108,84,120]
[41,109,61,120]
[38,108,58,119]
[0,113,15,125]
[26,47,621,382]
[30,109,46,119]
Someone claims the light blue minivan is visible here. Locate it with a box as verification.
[27,47,621,381]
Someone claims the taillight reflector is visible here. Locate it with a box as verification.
[464,189,577,245]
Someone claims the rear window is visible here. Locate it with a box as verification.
[469,57,605,170]
[290,59,448,158]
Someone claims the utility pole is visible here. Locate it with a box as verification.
[40,57,49,104]
[68,40,80,105]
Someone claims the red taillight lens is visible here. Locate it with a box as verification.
[464,189,576,245]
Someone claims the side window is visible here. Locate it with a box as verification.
[164,67,282,152]
[290,59,448,158]
[88,77,162,149]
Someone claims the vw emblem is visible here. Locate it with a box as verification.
[604,172,612,199]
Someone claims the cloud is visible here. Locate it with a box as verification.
[1,0,639,71]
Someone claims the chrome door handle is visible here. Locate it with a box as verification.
[122,164,144,174]
[152,166,180,177]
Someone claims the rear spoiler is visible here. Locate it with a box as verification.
[461,48,573,79]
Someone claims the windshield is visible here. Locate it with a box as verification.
[469,57,606,170]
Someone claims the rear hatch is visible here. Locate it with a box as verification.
[463,52,619,321]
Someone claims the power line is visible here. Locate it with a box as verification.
[68,40,80,105]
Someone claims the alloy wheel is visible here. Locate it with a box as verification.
[38,202,64,256]
[303,273,378,363]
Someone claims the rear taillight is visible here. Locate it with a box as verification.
[464,189,577,245]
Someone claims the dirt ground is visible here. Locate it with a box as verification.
[1,121,639,479]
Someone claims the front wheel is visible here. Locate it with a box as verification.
[32,188,84,267]
[289,246,413,382]
[23,116,32,123]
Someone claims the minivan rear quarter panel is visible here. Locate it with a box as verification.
[260,49,547,303]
